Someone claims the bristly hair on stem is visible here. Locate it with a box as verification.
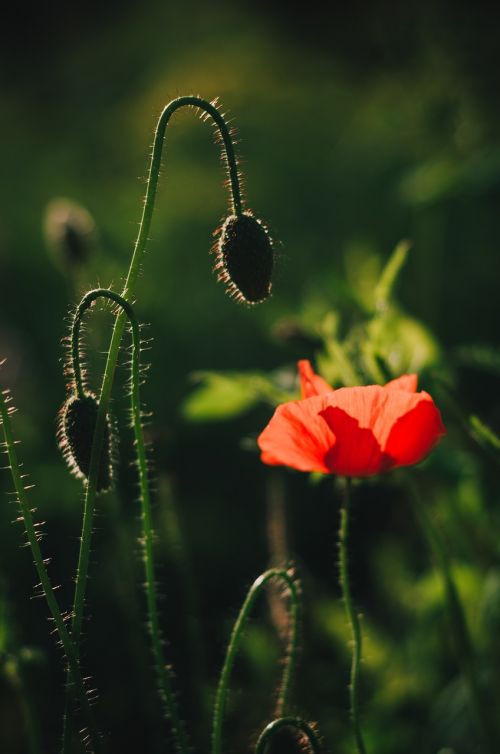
[255,717,323,754]
[122,95,274,306]
[0,369,102,754]
[211,567,301,754]
[60,289,189,754]
[57,96,275,752]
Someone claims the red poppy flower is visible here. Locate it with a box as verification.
[258,361,445,477]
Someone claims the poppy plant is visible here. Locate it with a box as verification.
[259,362,446,754]
[258,360,445,477]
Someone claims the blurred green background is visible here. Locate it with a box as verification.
[1,1,500,753]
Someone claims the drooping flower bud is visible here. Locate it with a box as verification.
[57,392,114,492]
[261,726,309,754]
[213,211,273,304]
[44,198,96,272]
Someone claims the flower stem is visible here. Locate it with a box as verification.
[0,386,102,754]
[338,478,367,754]
[255,716,322,754]
[211,568,301,754]
[124,95,243,301]
[64,290,190,754]
[62,97,243,752]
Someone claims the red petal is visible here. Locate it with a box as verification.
[383,392,446,467]
[320,406,384,476]
[319,385,445,475]
[384,374,418,392]
[298,360,333,399]
[258,396,336,473]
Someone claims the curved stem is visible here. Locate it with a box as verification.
[255,717,322,754]
[338,479,367,754]
[124,95,243,300]
[64,97,243,752]
[211,568,300,754]
[0,387,102,754]
[69,92,244,671]
[64,290,189,754]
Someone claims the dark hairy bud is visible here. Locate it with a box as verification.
[57,392,113,492]
[213,211,273,304]
[261,725,313,754]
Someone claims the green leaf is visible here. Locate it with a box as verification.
[182,371,294,422]
[455,344,500,375]
[469,415,500,453]
[374,240,411,311]
[368,310,440,375]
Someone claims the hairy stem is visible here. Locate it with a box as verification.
[124,95,243,300]
[0,387,102,754]
[63,97,242,752]
[211,568,300,754]
[64,290,190,754]
[255,717,322,754]
[338,478,367,754]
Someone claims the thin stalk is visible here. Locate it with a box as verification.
[0,387,102,754]
[73,290,189,752]
[338,478,367,754]
[409,479,495,754]
[124,95,243,300]
[63,97,243,752]
[211,568,300,754]
[255,716,322,754]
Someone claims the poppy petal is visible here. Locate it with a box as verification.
[258,396,336,473]
[383,392,446,467]
[324,384,438,449]
[385,374,418,393]
[298,360,333,398]
[320,406,384,476]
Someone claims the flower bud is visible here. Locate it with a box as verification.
[213,211,273,304]
[44,198,96,272]
[57,392,113,492]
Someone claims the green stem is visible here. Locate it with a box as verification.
[124,95,243,300]
[409,479,495,754]
[338,478,367,754]
[63,97,243,752]
[69,93,242,669]
[211,568,301,754]
[65,290,190,754]
[0,386,102,754]
[255,716,322,754]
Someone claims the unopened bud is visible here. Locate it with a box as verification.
[57,393,113,492]
[213,211,273,304]
[44,198,96,272]
[261,725,311,754]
